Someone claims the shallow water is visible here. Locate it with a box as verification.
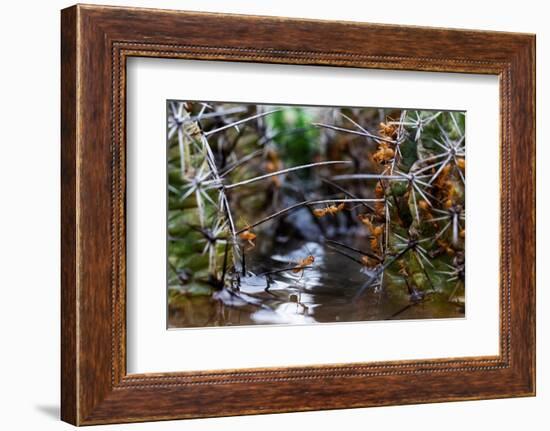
[168,240,464,328]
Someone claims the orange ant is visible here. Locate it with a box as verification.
[238,219,256,249]
[372,181,386,217]
[239,229,256,249]
[358,214,383,235]
[358,214,384,252]
[379,121,398,139]
[372,142,395,164]
[312,202,345,218]
[292,255,315,276]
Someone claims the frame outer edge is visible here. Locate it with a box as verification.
[61,5,80,426]
[526,35,536,395]
[60,4,536,424]
[531,34,537,396]
[503,34,536,396]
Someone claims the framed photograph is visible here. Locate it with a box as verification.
[61,4,536,425]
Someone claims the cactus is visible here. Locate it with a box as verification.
[326,110,465,303]
[167,102,465,323]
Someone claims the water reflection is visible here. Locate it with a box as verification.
[168,240,465,328]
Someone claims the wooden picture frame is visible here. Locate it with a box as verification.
[61,4,536,425]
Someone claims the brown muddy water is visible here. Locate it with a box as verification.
[168,240,464,329]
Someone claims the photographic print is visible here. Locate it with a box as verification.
[167,101,466,328]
